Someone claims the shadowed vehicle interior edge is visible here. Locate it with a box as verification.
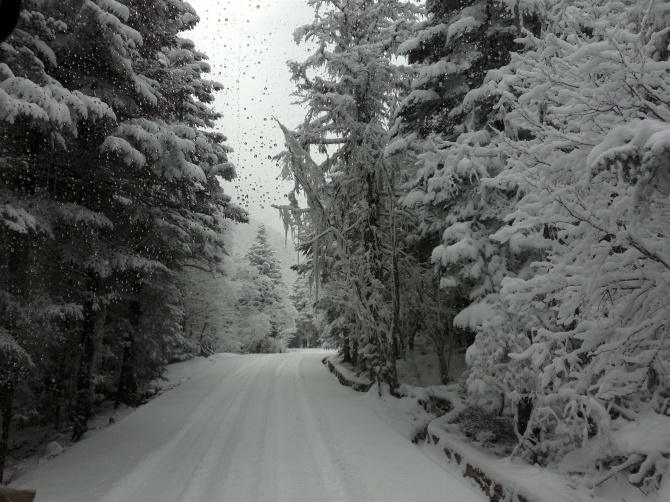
[3,8,35,502]
[0,0,21,43]
[0,484,36,502]
[0,6,38,499]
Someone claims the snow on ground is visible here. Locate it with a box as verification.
[12,350,485,501]
[325,353,664,502]
[152,353,239,392]
[4,355,232,485]
[427,415,664,502]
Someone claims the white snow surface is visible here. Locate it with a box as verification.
[13,351,483,501]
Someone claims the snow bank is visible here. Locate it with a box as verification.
[425,415,662,502]
[324,353,659,501]
[7,354,234,484]
[322,355,373,392]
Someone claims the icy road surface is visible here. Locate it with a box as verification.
[15,351,483,501]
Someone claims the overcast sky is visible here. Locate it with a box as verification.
[186,0,315,233]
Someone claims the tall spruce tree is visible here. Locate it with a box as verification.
[289,275,318,349]
[276,0,421,390]
[0,0,243,454]
[244,225,296,353]
[386,0,543,383]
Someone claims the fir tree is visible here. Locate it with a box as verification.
[244,225,296,353]
[246,225,284,287]
[465,0,670,491]
[0,0,243,452]
[277,0,421,390]
[289,275,318,349]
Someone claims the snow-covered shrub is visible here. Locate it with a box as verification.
[464,0,670,492]
[464,301,539,440]
[455,405,517,451]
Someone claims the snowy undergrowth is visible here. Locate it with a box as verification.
[327,352,666,501]
[324,350,465,433]
[4,354,230,484]
[428,415,665,502]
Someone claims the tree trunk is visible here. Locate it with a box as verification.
[391,331,401,362]
[52,350,69,430]
[342,335,351,364]
[376,334,399,396]
[72,273,102,442]
[363,170,399,392]
[407,319,416,351]
[389,190,402,362]
[0,377,14,484]
[516,396,534,437]
[116,281,141,408]
[436,348,449,385]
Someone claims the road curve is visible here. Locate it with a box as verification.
[14,351,483,501]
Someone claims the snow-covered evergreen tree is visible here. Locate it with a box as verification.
[385,0,543,390]
[395,0,537,140]
[0,0,243,450]
[289,275,318,348]
[464,0,670,492]
[243,225,296,353]
[277,0,421,389]
[247,225,284,286]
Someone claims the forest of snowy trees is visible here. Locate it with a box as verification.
[276,0,670,494]
[1,0,669,496]
[0,0,306,480]
[0,0,254,479]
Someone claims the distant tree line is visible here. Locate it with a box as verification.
[179,224,297,356]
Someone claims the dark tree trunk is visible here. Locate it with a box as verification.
[390,208,402,361]
[342,336,352,364]
[0,377,14,484]
[436,348,449,385]
[429,319,449,385]
[116,281,141,408]
[516,396,534,437]
[363,170,399,391]
[407,324,416,351]
[52,350,69,430]
[351,337,358,367]
[72,273,102,442]
[392,331,401,362]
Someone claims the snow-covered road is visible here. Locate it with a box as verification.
[14,351,483,501]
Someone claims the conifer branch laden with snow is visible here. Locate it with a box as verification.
[0,0,243,466]
[275,0,423,390]
[461,0,670,492]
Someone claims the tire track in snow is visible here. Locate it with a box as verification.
[199,354,294,501]
[177,355,289,501]
[292,354,361,500]
[17,352,485,502]
[258,353,295,500]
[98,356,277,502]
